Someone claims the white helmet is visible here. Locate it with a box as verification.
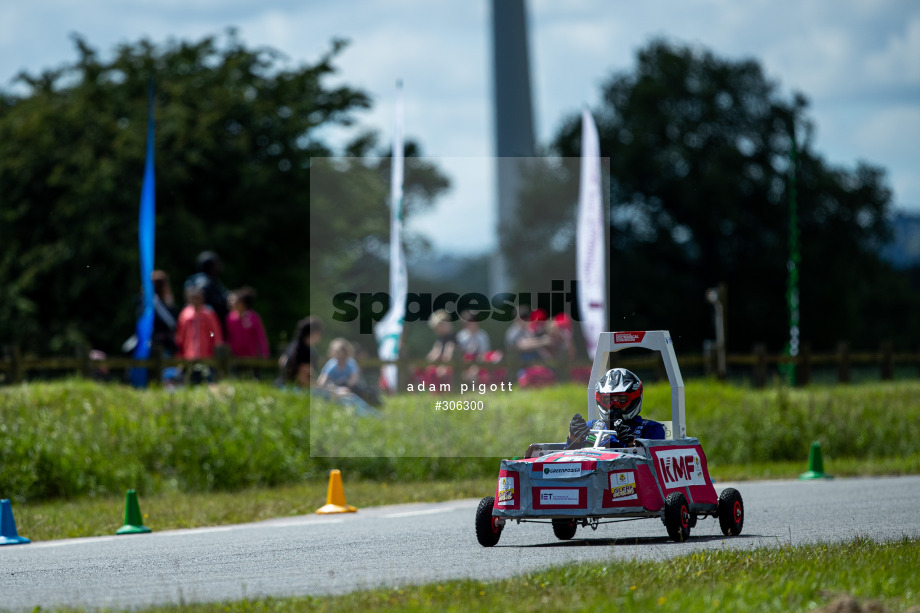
[594,368,643,423]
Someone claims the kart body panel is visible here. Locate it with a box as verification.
[493,437,718,519]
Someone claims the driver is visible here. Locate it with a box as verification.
[567,368,665,448]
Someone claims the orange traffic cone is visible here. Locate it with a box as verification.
[316,469,358,514]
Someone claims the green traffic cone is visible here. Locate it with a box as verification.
[799,441,833,480]
[116,489,151,535]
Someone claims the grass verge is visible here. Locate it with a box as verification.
[14,478,495,542]
[149,536,919,612]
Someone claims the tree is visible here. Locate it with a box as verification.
[0,31,446,356]
[539,39,912,352]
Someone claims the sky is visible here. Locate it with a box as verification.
[1,0,918,254]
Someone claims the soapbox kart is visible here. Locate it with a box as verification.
[475,330,744,546]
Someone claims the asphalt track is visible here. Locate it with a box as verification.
[2,475,919,612]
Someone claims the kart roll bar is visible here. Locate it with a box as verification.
[586,330,686,439]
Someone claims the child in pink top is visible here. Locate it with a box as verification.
[175,282,224,359]
[225,287,269,358]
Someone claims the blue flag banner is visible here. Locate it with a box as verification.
[130,81,156,387]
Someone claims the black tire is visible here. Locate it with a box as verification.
[475,496,502,547]
[552,518,578,540]
[664,492,691,542]
[718,488,744,536]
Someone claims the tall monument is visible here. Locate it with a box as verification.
[491,0,536,293]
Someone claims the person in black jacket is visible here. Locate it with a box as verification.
[183,251,230,335]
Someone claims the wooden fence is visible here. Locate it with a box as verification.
[2,341,918,389]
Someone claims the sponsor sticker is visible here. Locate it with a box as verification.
[609,471,638,500]
[497,476,514,505]
[538,489,581,506]
[656,448,706,489]
[541,463,582,478]
[614,331,646,344]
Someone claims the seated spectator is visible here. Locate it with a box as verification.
[278,316,321,388]
[425,309,456,363]
[519,309,556,362]
[317,338,380,414]
[514,309,558,388]
[415,309,456,390]
[456,311,491,361]
[318,338,361,393]
[504,305,531,360]
[225,286,270,358]
[548,312,576,361]
[457,311,504,385]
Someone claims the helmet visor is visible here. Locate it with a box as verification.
[595,392,631,410]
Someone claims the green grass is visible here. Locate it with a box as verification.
[312,379,920,467]
[149,537,919,612]
[4,378,920,543]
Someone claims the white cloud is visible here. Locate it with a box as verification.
[864,15,920,87]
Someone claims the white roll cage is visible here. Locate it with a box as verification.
[586,330,686,439]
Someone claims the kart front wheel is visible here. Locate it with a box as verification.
[718,488,744,536]
[475,496,503,547]
[552,518,578,540]
[664,492,691,542]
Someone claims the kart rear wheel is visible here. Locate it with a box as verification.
[475,496,503,547]
[718,488,744,536]
[664,492,691,542]
[552,518,578,540]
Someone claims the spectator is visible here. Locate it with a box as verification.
[456,311,491,361]
[278,316,322,388]
[317,338,362,395]
[225,286,269,358]
[413,309,456,389]
[548,312,576,361]
[456,311,502,386]
[175,280,224,361]
[123,269,180,357]
[184,250,230,335]
[504,304,531,359]
[317,337,381,413]
[519,309,555,362]
[514,309,558,388]
[150,270,180,356]
[425,309,457,364]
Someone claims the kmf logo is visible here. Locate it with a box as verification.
[656,448,705,489]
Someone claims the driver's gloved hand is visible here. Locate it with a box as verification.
[569,413,589,441]
[614,419,635,445]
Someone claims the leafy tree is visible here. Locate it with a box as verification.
[534,39,913,352]
[0,31,446,356]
